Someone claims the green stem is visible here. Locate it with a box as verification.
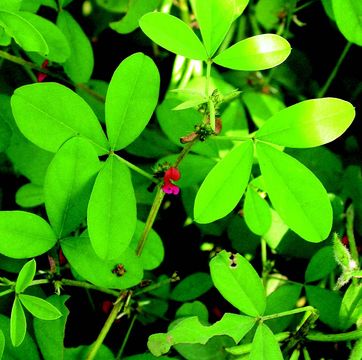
[205,59,212,97]
[76,83,106,103]
[261,237,268,286]
[114,154,157,183]
[0,289,14,298]
[209,135,253,142]
[116,315,137,359]
[133,275,177,296]
[306,328,362,342]
[60,279,119,297]
[317,42,352,97]
[173,139,198,168]
[178,0,190,24]
[346,204,359,268]
[262,306,316,321]
[160,0,173,13]
[294,0,318,13]
[178,59,195,89]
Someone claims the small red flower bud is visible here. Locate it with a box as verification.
[164,167,181,182]
[162,167,181,195]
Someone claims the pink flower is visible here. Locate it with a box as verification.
[37,60,49,82]
[162,167,181,195]
[162,182,180,195]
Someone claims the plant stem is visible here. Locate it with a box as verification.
[173,138,198,168]
[261,237,268,286]
[0,289,14,298]
[317,42,352,97]
[116,314,137,359]
[346,204,359,268]
[77,83,106,103]
[114,154,157,183]
[209,135,253,142]
[160,0,173,13]
[294,0,318,13]
[262,306,316,321]
[60,279,119,297]
[205,59,212,97]
[306,328,362,342]
[133,275,177,296]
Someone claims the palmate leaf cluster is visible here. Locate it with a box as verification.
[0,0,361,359]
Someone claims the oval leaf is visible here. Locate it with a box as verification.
[0,211,57,258]
[19,294,62,320]
[210,250,266,316]
[244,186,272,236]
[192,0,236,57]
[44,137,100,238]
[10,297,27,347]
[15,259,36,294]
[139,12,207,60]
[88,155,137,260]
[255,98,355,148]
[56,10,94,83]
[0,10,48,54]
[106,52,160,150]
[249,323,283,360]
[305,246,337,283]
[213,34,291,70]
[16,183,44,208]
[11,82,109,154]
[256,142,332,242]
[60,234,143,289]
[194,140,254,224]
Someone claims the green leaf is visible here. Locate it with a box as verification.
[332,0,362,46]
[0,116,11,152]
[11,82,109,154]
[139,12,207,60]
[0,211,57,258]
[10,297,27,347]
[256,142,332,242]
[0,0,22,11]
[249,323,283,360]
[255,98,355,148]
[305,246,337,283]
[0,329,4,359]
[175,301,209,323]
[19,294,62,320]
[339,283,362,330]
[60,234,143,289]
[16,183,44,208]
[15,259,36,294]
[210,250,266,316]
[213,34,291,70]
[0,10,48,54]
[44,137,100,238]
[194,140,254,224]
[33,295,70,360]
[148,313,255,356]
[64,344,115,359]
[244,186,272,236]
[19,12,70,63]
[192,0,236,57]
[105,53,160,150]
[129,220,164,270]
[110,0,160,34]
[56,10,94,83]
[171,273,213,302]
[88,155,137,260]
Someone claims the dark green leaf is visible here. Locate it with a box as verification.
[56,10,94,83]
[213,34,291,70]
[0,211,57,258]
[0,116,11,152]
[11,82,109,154]
[339,283,362,330]
[256,142,332,242]
[210,250,266,316]
[255,98,355,148]
[44,137,100,238]
[15,259,36,294]
[139,12,207,60]
[19,294,62,320]
[105,52,160,150]
[194,140,254,224]
[64,344,115,359]
[87,155,137,260]
[305,246,337,283]
[0,329,4,359]
[10,297,26,347]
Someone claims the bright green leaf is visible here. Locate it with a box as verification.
[339,283,362,330]
[0,329,4,359]
[139,12,207,60]
[34,295,70,360]
[332,0,362,46]
[249,323,283,360]
[60,234,143,289]
[0,10,48,54]
[0,211,57,258]
[213,34,291,70]
[11,82,109,154]
[10,297,27,347]
[16,183,44,208]
[192,0,236,57]
[0,0,22,11]
[57,10,94,83]
[105,52,160,150]
[88,155,137,260]
[210,250,266,316]
[256,142,332,242]
[171,273,213,302]
[148,313,255,356]
[244,186,272,235]
[44,137,100,238]
[255,98,355,148]
[175,301,209,323]
[305,246,337,283]
[194,140,254,224]
[15,259,36,294]
[19,294,62,320]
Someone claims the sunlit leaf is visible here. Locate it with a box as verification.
[15,259,36,294]
[305,246,337,283]
[16,183,44,208]
[10,297,26,347]
[19,294,62,320]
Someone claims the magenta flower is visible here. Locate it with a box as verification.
[162,167,181,195]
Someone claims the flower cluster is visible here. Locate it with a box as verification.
[162,167,181,195]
